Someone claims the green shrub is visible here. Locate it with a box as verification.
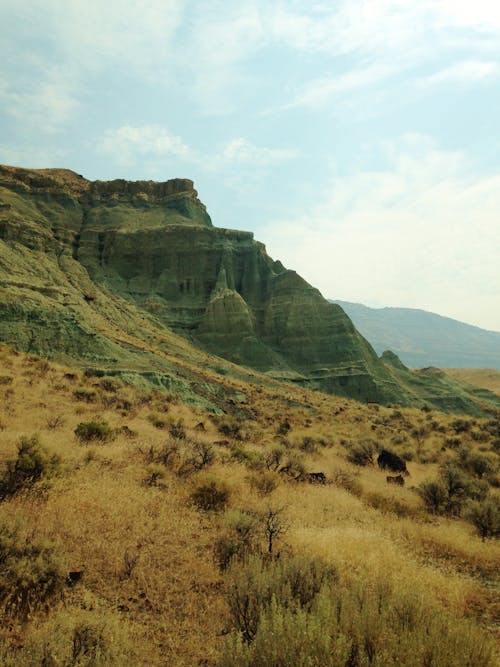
[418,480,448,515]
[73,389,98,403]
[347,439,376,466]
[215,510,260,571]
[225,554,337,643]
[466,499,500,540]
[191,477,229,512]
[248,471,278,496]
[74,421,115,443]
[0,435,60,499]
[299,436,317,453]
[0,519,65,620]
[215,415,243,439]
[219,574,496,667]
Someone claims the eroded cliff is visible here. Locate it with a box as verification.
[0,165,497,414]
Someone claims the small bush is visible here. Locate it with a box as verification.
[168,417,186,440]
[332,469,363,496]
[264,444,286,471]
[418,480,448,515]
[347,439,376,466]
[191,477,229,512]
[73,389,98,403]
[225,553,337,643]
[0,435,60,499]
[215,510,260,571]
[0,519,65,620]
[215,415,243,440]
[466,499,500,540]
[248,471,278,496]
[299,436,317,453]
[143,464,167,488]
[74,421,115,443]
[148,413,167,429]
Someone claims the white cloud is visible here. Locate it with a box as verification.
[290,64,400,109]
[424,60,500,85]
[0,67,79,132]
[98,126,195,167]
[264,136,500,331]
[214,138,296,167]
[0,1,186,132]
[98,125,295,170]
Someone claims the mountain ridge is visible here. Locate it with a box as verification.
[331,300,500,370]
[1,164,498,415]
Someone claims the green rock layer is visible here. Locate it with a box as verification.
[0,165,498,415]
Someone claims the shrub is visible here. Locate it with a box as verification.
[299,436,317,453]
[73,389,98,403]
[332,469,363,497]
[0,435,60,499]
[439,464,471,515]
[264,444,286,471]
[225,553,337,643]
[248,471,278,496]
[168,417,186,440]
[347,439,376,466]
[191,477,229,512]
[143,464,167,488]
[74,421,115,443]
[215,510,260,571]
[466,499,500,540]
[215,415,243,439]
[418,480,448,515]
[0,519,65,620]
[17,609,136,665]
[219,574,495,667]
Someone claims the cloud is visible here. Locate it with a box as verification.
[98,125,295,170]
[98,126,195,167]
[264,135,500,331]
[289,64,400,109]
[424,60,500,85]
[0,1,186,132]
[0,67,79,132]
[213,138,296,167]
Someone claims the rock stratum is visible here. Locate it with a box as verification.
[0,164,498,415]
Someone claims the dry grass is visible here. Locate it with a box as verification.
[0,343,498,665]
[445,368,500,396]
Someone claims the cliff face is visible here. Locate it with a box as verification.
[0,165,497,414]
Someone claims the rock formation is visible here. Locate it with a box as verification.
[0,165,498,415]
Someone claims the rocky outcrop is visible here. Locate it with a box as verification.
[0,165,498,414]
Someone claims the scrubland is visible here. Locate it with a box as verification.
[0,343,498,666]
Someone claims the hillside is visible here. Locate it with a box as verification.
[1,164,499,416]
[0,344,498,665]
[331,301,500,369]
[444,369,500,398]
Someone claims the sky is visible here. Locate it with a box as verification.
[1,0,499,331]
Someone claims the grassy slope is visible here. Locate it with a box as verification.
[0,344,498,665]
[444,369,500,397]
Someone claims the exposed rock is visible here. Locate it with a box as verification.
[0,164,498,415]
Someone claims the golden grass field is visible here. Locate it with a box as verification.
[0,344,498,665]
[445,368,500,397]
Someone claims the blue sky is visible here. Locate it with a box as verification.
[1,0,499,331]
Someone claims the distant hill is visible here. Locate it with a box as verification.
[331,301,500,369]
